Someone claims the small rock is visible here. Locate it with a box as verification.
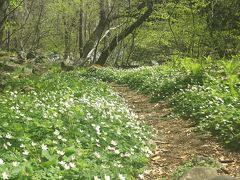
[48,53,61,61]
[180,167,218,180]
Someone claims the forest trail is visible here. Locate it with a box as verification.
[110,83,240,180]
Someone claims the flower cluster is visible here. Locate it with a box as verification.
[0,71,152,179]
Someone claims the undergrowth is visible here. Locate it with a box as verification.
[86,57,240,150]
[0,70,152,179]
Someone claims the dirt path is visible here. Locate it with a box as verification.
[110,83,240,180]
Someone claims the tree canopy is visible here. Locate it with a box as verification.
[0,0,240,65]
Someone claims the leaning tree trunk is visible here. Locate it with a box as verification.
[96,1,153,66]
[81,0,109,59]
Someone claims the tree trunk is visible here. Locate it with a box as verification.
[64,23,71,59]
[81,0,109,59]
[0,0,8,49]
[31,1,45,50]
[96,1,153,65]
[78,4,84,57]
[0,28,4,49]
[190,1,196,57]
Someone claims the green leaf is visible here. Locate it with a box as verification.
[42,157,58,168]
[42,150,51,160]
[11,165,25,177]
[64,146,76,156]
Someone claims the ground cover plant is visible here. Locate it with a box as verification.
[87,57,240,149]
[0,70,153,179]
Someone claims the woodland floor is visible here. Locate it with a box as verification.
[110,83,240,180]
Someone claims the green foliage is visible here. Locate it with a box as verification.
[88,57,240,149]
[128,0,240,65]
[220,59,240,96]
[0,70,152,179]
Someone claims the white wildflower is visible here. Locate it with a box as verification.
[111,140,117,146]
[138,174,144,179]
[114,149,120,154]
[94,152,101,159]
[0,158,4,165]
[59,161,65,166]
[104,175,111,180]
[96,125,101,135]
[64,164,70,170]
[12,162,19,167]
[53,140,58,144]
[22,150,29,156]
[94,176,101,180]
[2,172,9,179]
[20,144,25,148]
[69,162,76,168]
[107,146,115,151]
[54,130,60,136]
[119,174,125,180]
[41,144,48,151]
[5,133,12,139]
[96,143,101,147]
[62,138,67,142]
[123,153,131,157]
[3,144,8,149]
[57,150,65,156]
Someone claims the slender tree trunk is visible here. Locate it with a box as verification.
[190,1,196,57]
[0,28,4,49]
[114,41,123,66]
[125,31,136,65]
[78,6,84,57]
[31,1,44,50]
[6,29,10,51]
[168,1,179,51]
[0,0,8,49]
[96,1,153,65]
[64,22,71,59]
